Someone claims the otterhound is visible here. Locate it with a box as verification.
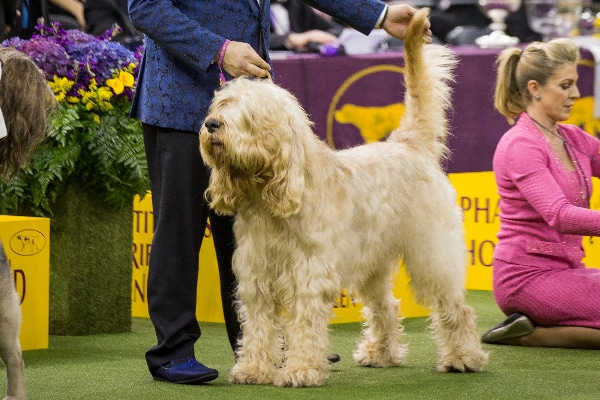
[200,8,488,388]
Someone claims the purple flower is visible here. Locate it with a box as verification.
[10,37,73,80]
[1,36,25,48]
[1,21,140,101]
[63,29,97,44]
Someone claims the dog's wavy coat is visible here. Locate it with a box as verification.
[200,8,488,387]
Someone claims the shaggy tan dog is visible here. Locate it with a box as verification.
[200,9,488,387]
[0,47,54,400]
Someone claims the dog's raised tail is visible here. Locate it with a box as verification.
[387,8,457,162]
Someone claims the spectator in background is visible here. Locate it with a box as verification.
[1,0,49,40]
[429,0,540,45]
[48,0,84,29]
[269,0,343,52]
[84,0,141,48]
[1,0,84,39]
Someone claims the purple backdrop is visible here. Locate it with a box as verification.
[272,47,595,173]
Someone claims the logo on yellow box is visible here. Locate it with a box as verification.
[8,229,46,256]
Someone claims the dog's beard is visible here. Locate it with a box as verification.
[200,129,227,169]
[206,140,225,165]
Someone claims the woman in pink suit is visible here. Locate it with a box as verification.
[482,38,600,348]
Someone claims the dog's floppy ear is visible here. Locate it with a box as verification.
[262,137,305,218]
[206,169,242,216]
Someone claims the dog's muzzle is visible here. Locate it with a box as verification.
[205,118,221,134]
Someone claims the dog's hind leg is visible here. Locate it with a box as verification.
[0,297,24,400]
[0,243,25,400]
[428,294,488,372]
[402,221,488,373]
[353,265,407,368]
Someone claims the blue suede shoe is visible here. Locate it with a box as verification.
[151,357,219,384]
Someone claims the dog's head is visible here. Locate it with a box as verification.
[200,77,312,218]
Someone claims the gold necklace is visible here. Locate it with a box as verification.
[528,115,590,204]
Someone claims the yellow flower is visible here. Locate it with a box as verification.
[106,70,135,95]
[76,78,115,112]
[97,86,113,101]
[49,76,75,102]
[106,78,124,95]
[49,76,74,92]
[119,70,135,87]
[96,87,114,112]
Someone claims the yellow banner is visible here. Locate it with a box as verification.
[449,172,600,290]
[132,193,225,322]
[0,216,50,350]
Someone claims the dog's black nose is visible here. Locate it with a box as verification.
[205,119,221,133]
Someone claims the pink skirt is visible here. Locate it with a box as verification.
[493,260,600,329]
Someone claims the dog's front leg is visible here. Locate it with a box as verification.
[274,270,336,388]
[229,289,281,385]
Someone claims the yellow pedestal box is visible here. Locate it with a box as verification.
[449,172,600,290]
[583,178,600,268]
[132,192,429,322]
[0,216,50,350]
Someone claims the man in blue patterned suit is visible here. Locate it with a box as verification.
[128,0,431,385]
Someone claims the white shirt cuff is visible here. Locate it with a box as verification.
[375,5,388,29]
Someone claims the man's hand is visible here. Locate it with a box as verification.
[383,5,432,43]
[222,41,272,79]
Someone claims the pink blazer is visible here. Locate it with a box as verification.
[493,113,600,268]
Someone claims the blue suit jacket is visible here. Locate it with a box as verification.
[128,0,386,133]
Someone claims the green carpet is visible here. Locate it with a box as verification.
[7,290,600,399]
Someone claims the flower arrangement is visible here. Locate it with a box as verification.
[0,22,148,216]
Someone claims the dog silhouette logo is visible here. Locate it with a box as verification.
[326,65,406,149]
[9,230,46,256]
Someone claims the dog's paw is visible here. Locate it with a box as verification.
[437,350,489,373]
[353,341,408,367]
[229,362,275,385]
[274,366,328,387]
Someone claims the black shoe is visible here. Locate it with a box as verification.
[151,357,219,384]
[327,353,341,364]
[481,313,534,344]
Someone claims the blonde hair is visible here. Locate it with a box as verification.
[0,48,57,177]
[494,38,580,124]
